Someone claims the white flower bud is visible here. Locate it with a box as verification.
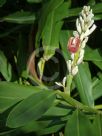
[72,66,78,76]
[76,19,81,34]
[80,49,85,57]
[80,33,85,41]
[87,6,90,11]
[80,16,84,31]
[77,56,83,65]
[88,20,94,29]
[71,53,75,60]
[67,60,72,73]
[62,77,66,87]
[84,24,96,37]
[73,31,79,37]
[81,10,87,21]
[77,49,84,64]
[55,82,63,87]
[81,37,88,48]
[87,13,94,22]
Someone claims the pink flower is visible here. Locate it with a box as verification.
[67,37,80,53]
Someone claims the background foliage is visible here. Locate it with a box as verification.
[0,0,102,136]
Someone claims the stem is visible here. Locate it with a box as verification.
[57,90,102,115]
[65,74,73,95]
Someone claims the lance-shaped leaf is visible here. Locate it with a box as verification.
[74,63,94,107]
[93,79,102,100]
[65,110,95,136]
[0,81,42,113]
[0,50,12,81]
[93,114,102,136]
[84,47,102,70]
[42,19,63,59]
[3,11,36,24]
[36,0,63,44]
[6,90,56,128]
[36,0,71,59]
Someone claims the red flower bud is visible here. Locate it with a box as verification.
[67,37,80,53]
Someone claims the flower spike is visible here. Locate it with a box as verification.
[67,6,96,76]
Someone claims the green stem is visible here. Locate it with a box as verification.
[65,74,73,95]
[57,90,102,115]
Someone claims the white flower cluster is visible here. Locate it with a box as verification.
[67,6,96,76]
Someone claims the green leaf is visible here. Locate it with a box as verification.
[88,0,95,6]
[0,81,41,113]
[36,0,63,44]
[94,14,102,21]
[6,91,56,128]
[84,47,102,62]
[60,30,73,60]
[21,120,43,133]
[41,0,64,59]
[92,3,102,14]
[44,104,71,117]
[3,11,36,24]
[38,122,64,135]
[0,130,16,136]
[36,0,71,59]
[0,0,6,7]
[93,61,102,70]
[0,50,12,81]
[84,47,102,70]
[54,2,70,21]
[42,1,71,59]
[75,63,94,107]
[93,79,102,100]
[21,119,53,133]
[93,114,102,136]
[27,0,42,3]
[65,110,95,136]
[42,19,63,59]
